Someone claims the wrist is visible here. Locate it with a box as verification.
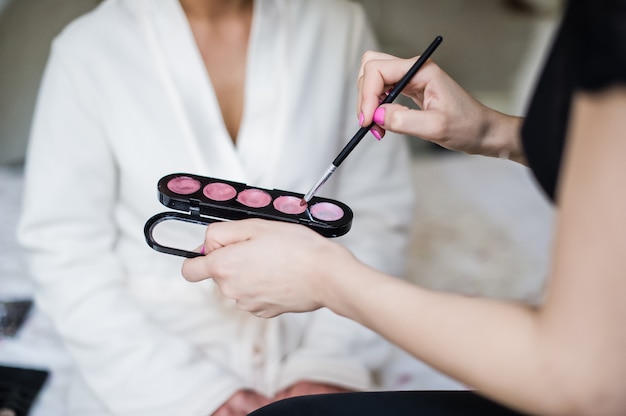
[314,244,361,317]
[317,251,384,321]
[479,109,526,164]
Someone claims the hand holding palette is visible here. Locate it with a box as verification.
[144,173,353,258]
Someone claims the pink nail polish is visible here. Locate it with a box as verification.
[200,245,205,255]
[371,129,382,141]
[373,107,385,125]
[358,112,364,126]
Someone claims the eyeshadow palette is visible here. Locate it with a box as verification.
[144,173,353,258]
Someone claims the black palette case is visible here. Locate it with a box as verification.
[145,173,353,258]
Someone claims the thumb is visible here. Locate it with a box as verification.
[202,218,264,253]
[377,103,444,143]
[181,219,262,282]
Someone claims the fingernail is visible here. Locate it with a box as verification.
[200,245,205,255]
[358,112,364,126]
[373,107,385,125]
[371,129,382,141]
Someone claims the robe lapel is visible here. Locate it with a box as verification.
[236,0,290,188]
[146,0,247,180]
[142,0,291,187]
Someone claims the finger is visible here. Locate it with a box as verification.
[201,218,267,253]
[182,221,262,282]
[369,124,385,141]
[358,50,399,78]
[357,80,393,123]
[358,57,417,127]
[191,244,205,255]
[181,254,213,283]
[183,222,278,283]
[183,235,258,284]
[181,240,243,284]
[378,103,446,143]
[357,51,404,119]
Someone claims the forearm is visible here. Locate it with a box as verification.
[320,263,569,416]
[183,87,626,415]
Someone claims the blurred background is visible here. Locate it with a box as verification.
[1,0,559,411]
[1,0,561,164]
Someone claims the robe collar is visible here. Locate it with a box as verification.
[138,0,291,187]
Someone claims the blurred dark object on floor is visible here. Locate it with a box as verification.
[0,366,49,416]
[0,300,32,338]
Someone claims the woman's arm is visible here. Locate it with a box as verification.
[317,86,626,416]
[183,86,626,416]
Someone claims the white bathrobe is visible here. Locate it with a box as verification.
[18,0,415,414]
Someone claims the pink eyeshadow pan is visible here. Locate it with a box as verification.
[236,188,272,208]
[167,176,201,195]
[310,202,344,221]
[273,196,307,215]
[203,182,237,201]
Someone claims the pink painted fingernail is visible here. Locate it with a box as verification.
[200,245,205,255]
[358,112,364,126]
[371,129,382,140]
[373,107,385,125]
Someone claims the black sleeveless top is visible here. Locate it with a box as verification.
[521,0,626,202]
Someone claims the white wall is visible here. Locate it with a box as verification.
[0,0,10,15]
[0,0,100,165]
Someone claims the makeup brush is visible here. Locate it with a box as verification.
[300,35,443,206]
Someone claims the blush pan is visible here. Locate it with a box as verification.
[310,202,344,221]
[273,196,308,215]
[145,173,354,258]
[237,189,272,208]
[203,182,237,201]
[166,176,201,195]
